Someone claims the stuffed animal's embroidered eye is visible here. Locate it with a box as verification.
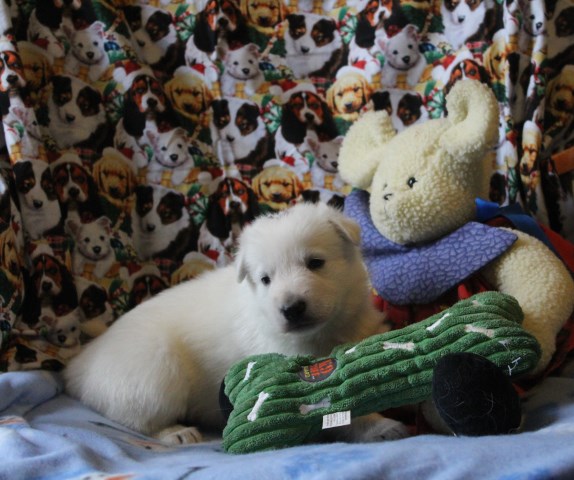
[261,275,271,286]
[306,258,325,271]
[407,177,417,188]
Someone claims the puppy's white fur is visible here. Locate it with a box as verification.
[65,203,405,445]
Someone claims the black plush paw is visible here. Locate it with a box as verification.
[432,352,521,436]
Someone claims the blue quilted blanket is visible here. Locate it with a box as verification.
[2,362,574,480]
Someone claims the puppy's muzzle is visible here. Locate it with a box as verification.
[281,299,309,330]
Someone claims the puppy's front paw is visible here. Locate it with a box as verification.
[363,417,410,441]
[353,415,410,442]
[156,425,203,445]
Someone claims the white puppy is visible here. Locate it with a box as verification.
[65,203,406,445]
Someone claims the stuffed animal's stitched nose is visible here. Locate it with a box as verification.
[383,193,393,201]
[281,300,307,324]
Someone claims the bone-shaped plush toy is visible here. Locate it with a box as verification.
[222,292,541,454]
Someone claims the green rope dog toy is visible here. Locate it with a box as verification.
[222,292,541,454]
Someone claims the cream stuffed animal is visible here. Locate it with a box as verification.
[339,79,574,372]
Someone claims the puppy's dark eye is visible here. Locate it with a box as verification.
[307,258,325,270]
[261,275,271,286]
[407,177,417,188]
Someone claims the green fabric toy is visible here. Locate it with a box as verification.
[222,292,541,454]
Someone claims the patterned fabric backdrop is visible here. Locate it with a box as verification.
[0,0,572,371]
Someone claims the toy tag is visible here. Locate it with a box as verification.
[322,411,351,429]
[299,358,337,383]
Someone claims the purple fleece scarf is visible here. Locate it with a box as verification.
[344,190,518,305]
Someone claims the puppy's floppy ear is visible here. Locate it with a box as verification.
[328,211,361,247]
[326,83,337,112]
[234,230,253,283]
[235,249,249,283]
[246,188,260,222]
[291,173,304,197]
[203,82,214,109]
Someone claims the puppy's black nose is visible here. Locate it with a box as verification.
[300,46,310,54]
[402,55,410,64]
[65,113,76,123]
[146,223,156,232]
[536,22,542,30]
[33,199,43,209]
[87,51,95,59]
[304,112,314,122]
[7,74,18,85]
[42,281,52,292]
[93,246,101,254]
[226,135,235,142]
[458,15,465,22]
[170,154,179,162]
[147,98,158,109]
[242,68,250,75]
[58,335,67,344]
[69,187,80,198]
[281,300,307,324]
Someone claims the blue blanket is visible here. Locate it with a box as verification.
[2,364,574,480]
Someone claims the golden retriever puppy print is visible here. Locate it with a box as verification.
[240,0,287,34]
[327,67,373,121]
[171,251,216,285]
[0,227,21,286]
[252,162,304,210]
[17,41,54,93]
[164,66,214,128]
[483,30,510,82]
[546,65,574,126]
[519,120,541,190]
[93,148,138,214]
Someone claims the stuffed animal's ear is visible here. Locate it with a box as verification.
[338,110,395,190]
[439,80,499,165]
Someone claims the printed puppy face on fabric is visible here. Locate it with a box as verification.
[0,50,26,92]
[129,74,167,114]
